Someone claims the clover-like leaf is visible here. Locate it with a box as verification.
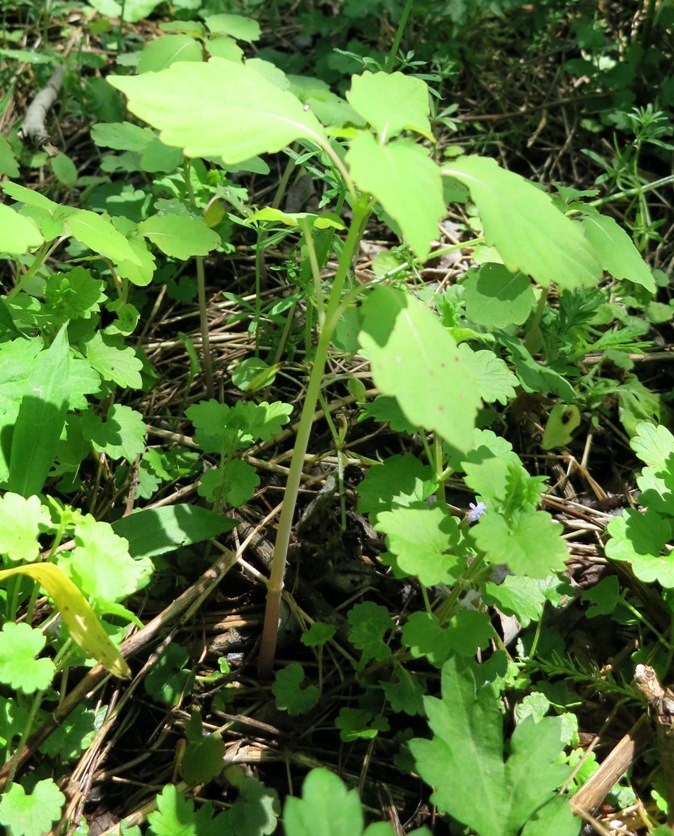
[0,493,51,564]
[60,515,153,604]
[272,663,319,716]
[335,708,389,742]
[357,453,436,519]
[284,768,395,836]
[85,332,143,388]
[0,622,56,694]
[375,505,464,586]
[147,784,232,836]
[0,778,65,836]
[347,601,394,664]
[605,508,674,586]
[472,510,568,577]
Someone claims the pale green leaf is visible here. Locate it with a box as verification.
[347,133,444,259]
[8,325,70,497]
[91,120,155,151]
[605,508,674,586]
[472,510,568,577]
[0,493,51,563]
[44,267,106,320]
[87,0,163,22]
[3,180,59,213]
[0,562,130,677]
[85,332,143,388]
[0,779,65,836]
[0,622,55,693]
[248,207,345,230]
[359,287,480,451]
[138,214,221,258]
[82,404,147,461]
[50,153,78,188]
[375,505,463,586]
[59,515,153,604]
[109,58,327,164]
[444,156,601,288]
[541,404,581,450]
[458,344,518,405]
[137,34,202,73]
[346,71,432,141]
[205,36,244,62]
[67,209,142,265]
[0,133,19,177]
[630,421,674,469]
[204,13,260,41]
[462,263,536,328]
[117,235,156,286]
[582,213,655,292]
[0,203,43,254]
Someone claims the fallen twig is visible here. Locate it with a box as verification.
[19,64,65,145]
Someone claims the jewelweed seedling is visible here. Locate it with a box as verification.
[104,33,655,676]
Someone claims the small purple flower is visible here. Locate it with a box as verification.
[467,501,487,522]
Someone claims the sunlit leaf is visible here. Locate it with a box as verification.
[109,58,327,164]
[444,156,601,288]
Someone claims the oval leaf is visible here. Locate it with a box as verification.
[444,155,601,289]
[0,203,44,254]
[108,57,328,164]
[358,287,480,452]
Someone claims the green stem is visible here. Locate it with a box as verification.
[588,173,674,208]
[257,199,371,678]
[183,161,214,397]
[196,255,214,397]
[299,217,324,327]
[385,0,415,73]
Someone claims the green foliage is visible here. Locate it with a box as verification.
[0,622,56,694]
[180,711,225,785]
[0,2,670,830]
[272,663,320,715]
[605,422,674,586]
[0,779,65,836]
[284,769,396,836]
[408,657,579,836]
[187,399,292,507]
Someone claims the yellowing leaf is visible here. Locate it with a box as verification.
[0,562,131,678]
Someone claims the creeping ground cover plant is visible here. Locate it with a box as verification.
[1,1,672,833]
